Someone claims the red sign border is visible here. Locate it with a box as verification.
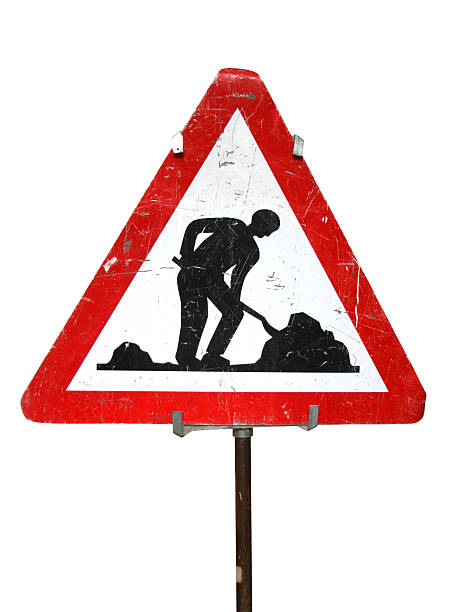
[22,68,425,425]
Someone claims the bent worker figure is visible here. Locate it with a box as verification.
[174,210,280,370]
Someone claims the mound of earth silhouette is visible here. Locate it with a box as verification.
[97,342,179,371]
[233,312,359,372]
[97,312,359,373]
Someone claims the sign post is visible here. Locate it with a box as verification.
[22,68,425,610]
[234,428,253,612]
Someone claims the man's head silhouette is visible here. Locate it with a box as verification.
[249,209,280,237]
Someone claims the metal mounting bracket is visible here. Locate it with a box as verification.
[172,405,319,437]
[299,404,319,431]
[172,131,184,155]
[292,134,304,158]
[172,411,238,437]
[172,411,192,437]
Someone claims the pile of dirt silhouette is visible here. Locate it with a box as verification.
[233,312,359,373]
[97,342,179,371]
[97,313,358,373]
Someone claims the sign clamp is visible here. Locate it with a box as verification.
[292,134,304,157]
[172,404,319,438]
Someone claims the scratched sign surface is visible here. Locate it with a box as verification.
[22,69,425,425]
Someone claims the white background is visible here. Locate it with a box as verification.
[1,2,458,611]
[69,109,385,394]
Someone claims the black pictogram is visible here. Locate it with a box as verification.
[98,211,359,373]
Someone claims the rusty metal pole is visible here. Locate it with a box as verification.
[234,428,253,612]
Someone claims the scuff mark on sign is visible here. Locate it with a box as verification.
[96,269,152,279]
[354,260,361,328]
[103,257,118,272]
[226,92,256,99]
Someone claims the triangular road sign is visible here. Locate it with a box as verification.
[22,68,425,425]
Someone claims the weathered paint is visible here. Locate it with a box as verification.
[21,68,425,425]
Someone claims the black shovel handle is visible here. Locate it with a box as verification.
[239,303,278,337]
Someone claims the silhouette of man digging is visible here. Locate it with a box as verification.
[173,210,280,371]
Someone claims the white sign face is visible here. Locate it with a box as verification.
[69,110,386,393]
